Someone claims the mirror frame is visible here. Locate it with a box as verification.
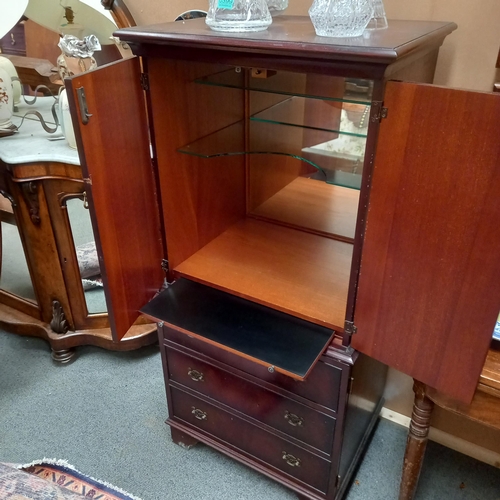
[101,0,136,28]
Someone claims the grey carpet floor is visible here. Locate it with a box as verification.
[1,331,499,500]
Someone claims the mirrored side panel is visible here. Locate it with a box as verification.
[65,197,107,315]
[0,194,37,302]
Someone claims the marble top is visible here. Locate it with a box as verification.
[0,96,80,166]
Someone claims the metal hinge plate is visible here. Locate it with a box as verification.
[371,101,388,123]
[140,73,150,91]
[344,320,357,336]
[161,259,169,273]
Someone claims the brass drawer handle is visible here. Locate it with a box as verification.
[282,452,301,467]
[284,410,304,427]
[187,368,204,382]
[191,407,207,421]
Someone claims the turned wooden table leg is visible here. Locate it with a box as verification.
[399,380,434,500]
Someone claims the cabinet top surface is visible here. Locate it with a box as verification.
[115,16,456,63]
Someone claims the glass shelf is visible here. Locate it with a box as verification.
[251,96,369,138]
[195,68,373,105]
[177,120,365,188]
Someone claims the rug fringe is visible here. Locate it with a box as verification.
[16,458,143,500]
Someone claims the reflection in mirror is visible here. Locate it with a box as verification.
[0,195,37,301]
[66,197,107,314]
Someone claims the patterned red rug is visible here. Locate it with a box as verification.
[0,459,142,500]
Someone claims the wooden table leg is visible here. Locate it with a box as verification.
[399,380,434,500]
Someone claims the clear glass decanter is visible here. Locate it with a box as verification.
[267,0,288,15]
[206,0,272,32]
[309,0,373,38]
[366,0,388,30]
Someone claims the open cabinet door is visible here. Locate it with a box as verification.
[66,57,164,341]
[353,81,500,403]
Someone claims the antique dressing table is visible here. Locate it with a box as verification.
[0,97,156,362]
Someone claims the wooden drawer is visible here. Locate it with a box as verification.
[163,325,344,411]
[0,24,26,56]
[166,346,336,453]
[170,386,332,494]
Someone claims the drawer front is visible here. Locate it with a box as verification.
[166,347,336,453]
[0,25,26,56]
[163,326,343,411]
[170,386,332,494]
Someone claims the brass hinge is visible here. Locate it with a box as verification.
[161,259,169,273]
[250,68,277,79]
[371,101,388,123]
[140,73,150,91]
[335,475,341,488]
[344,320,357,336]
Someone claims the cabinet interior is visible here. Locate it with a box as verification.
[149,59,372,332]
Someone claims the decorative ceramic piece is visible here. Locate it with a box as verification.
[309,0,373,38]
[57,88,77,149]
[366,0,388,30]
[57,53,97,80]
[206,0,272,32]
[0,56,22,107]
[57,35,100,80]
[0,68,15,134]
[267,0,288,15]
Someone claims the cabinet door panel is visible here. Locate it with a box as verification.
[66,57,164,341]
[353,81,500,403]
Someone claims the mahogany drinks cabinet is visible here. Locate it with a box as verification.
[65,17,500,499]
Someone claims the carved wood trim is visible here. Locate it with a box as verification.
[20,181,40,225]
[409,380,435,439]
[399,381,435,500]
[50,300,69,334]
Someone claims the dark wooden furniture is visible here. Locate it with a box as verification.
[2,54,62,94]
[0,19,26,57]
[62,16,500,499]
[400,350,500,500]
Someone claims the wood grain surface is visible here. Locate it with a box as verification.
[175,218,353,330]
[66,57,165,341]
[353,81,500,404]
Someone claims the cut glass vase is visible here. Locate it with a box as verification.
[309,0,374,38]
[206,0,272,32]
[366,0,388,30]
[267,0,288,15]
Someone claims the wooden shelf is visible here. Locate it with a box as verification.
[250,176,359,242]
[175,218,352,330]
